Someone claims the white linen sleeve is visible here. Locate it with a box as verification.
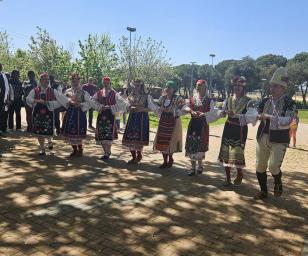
[177,104,191,116]
[80,91,103,112]
[110,93,129,115]
[205,100,222,123]
[26,89,35,108]
[147,95,161,117]
[46,89,69,111]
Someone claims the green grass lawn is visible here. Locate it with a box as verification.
[92,109,307,129]
[92,111,226,129]
[148,113,226,129]
[298,109,308,124]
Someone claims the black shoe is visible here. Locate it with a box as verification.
[166,160,174,168]
[274,183,283,197]
[197,167,204,174]
[100,154,110,160]
[188,169,196,176]
[48,142,54,150]
[159,163,169,169]
[76,150,83,157]
[70,151,77,157]
[128,158,137,164]
[39,150,46,156]
[254,191,268,200]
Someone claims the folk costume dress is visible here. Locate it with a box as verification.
[27,86,68,137]
[153,93,190,168]
[62,87,102,146]
[122,92,158,163]
[93,88,128,159]
[218,95,251,168]
[185,95,214,160]
[185,94,221,174]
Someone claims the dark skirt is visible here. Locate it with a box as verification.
[61,106,87,140]
[218,119,248,168]
[185,117,209,155]
[95,109,118,142]
[122,112,149,147]
[32,103,54,136]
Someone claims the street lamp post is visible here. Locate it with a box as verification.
[127,27,136,87]
[209,54,215,96]
[190,61,196,97]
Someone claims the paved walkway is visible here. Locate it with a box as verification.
[0,111,307,256]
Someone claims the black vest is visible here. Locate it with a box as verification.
[256,96,296,144]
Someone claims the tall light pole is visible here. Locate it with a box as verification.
[209,53,215,96]
[190,61,196,97]
[127,26,136,87]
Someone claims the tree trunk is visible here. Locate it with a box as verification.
[300,83,308,109]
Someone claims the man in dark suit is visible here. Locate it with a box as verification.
[23,71,37,132]
[0,63,10,135]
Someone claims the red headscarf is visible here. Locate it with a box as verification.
[102,76,111,82]
[40,72,49,80]
[70,73,80,80]
[196,79,207,85]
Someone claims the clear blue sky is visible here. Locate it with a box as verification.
[1,0,308,65]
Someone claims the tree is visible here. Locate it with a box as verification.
[256,54,287,67]
[117,36,175,89]
[174,64,194,97]
[258,64,278,97]
[0,31,12,70]
[11,49,33,80]
[215,60,238,98]
[28,27,73,82]
[287,52,308,108]
[78,33,117,87]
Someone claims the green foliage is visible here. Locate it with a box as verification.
[0,31,12,70]
[256,54,287,67]
[11,49,33,80]
[287,52,308,108]
[0,28,308,110]
[28,27,73,82]
[78,33,117,87]
[118,36,175,88]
